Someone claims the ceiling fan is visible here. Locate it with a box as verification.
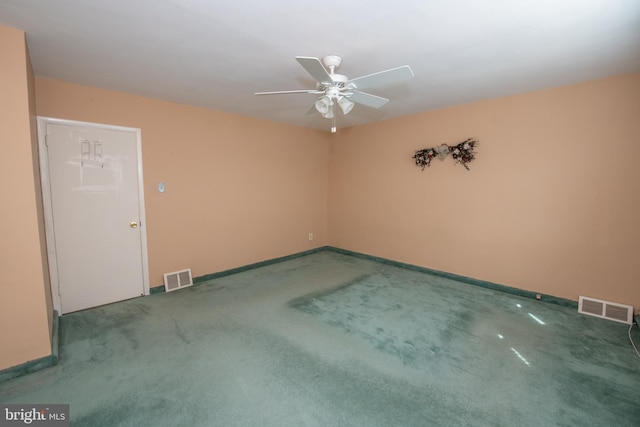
[255,55,414,132]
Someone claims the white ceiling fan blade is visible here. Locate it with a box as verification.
[347,91,389,109]
[347,65,414,91]
[255,89,323,95]
[295,57,333,85]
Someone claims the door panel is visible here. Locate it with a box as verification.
[46,123,145,313]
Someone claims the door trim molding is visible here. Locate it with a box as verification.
[37,116,150,313]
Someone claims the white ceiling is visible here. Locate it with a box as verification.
[1,0,639,132]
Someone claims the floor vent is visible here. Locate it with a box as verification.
[578,296,633,325]
[164,268,193,293]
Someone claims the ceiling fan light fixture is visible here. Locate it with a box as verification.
[321,104,334,119]
[338,97,354,115]
[315,96,331,115]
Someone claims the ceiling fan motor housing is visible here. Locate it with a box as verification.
[318,74,349,92]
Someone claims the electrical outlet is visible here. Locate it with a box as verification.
[308,233,313,241]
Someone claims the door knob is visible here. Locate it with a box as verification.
[130,221,138,229]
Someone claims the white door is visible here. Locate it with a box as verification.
[40,119,149,313]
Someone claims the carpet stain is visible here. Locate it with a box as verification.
[172,318,191,344]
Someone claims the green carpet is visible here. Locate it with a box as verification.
[1,251,639,426]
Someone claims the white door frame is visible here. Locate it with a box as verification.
[37,116,150,313]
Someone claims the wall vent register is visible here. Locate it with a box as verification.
[578,296,633,325]
[163,269,193,292]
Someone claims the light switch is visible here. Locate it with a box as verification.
[158,182,166,193]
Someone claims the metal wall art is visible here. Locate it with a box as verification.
[413,138,478,171]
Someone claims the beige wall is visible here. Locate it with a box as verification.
[35,78,329,287]
[0,26,52,370]
[329,72,640,309]
[27,44,54,339]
